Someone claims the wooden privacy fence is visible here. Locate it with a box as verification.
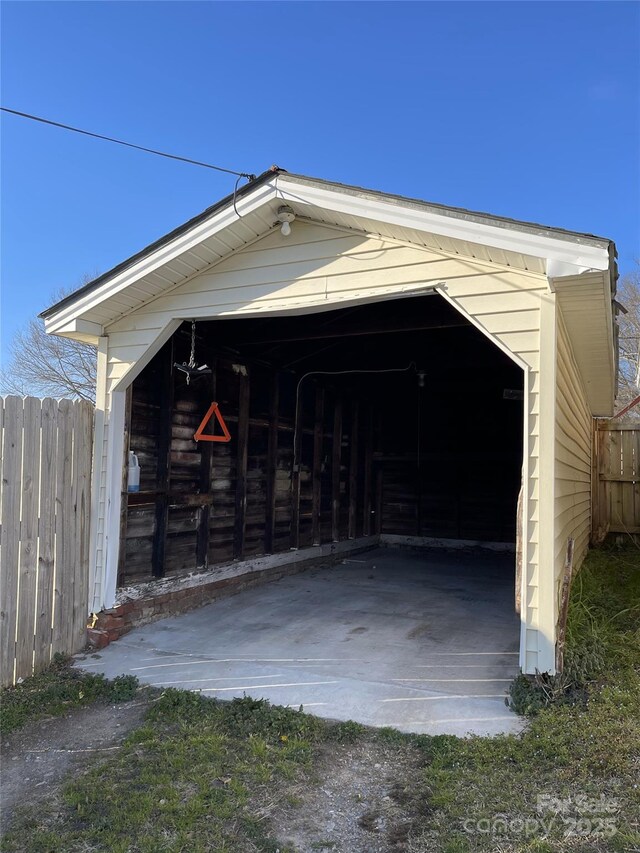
[592,419,640,541]
[0,396,93,686]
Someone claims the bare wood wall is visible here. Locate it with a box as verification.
[121,347,376,585]
[0,396,93,686]
[377,376,523,543]
[593,420,640,540]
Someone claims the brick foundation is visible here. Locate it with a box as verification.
[88,547,370,649]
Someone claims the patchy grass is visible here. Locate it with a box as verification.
[404,676,640,851]
[509,544,640,716]
[3,691,323,852]
[0,654,139,734]
[2,546,639,852]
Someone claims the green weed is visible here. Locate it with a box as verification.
[0,655,139,734]
[509,545,640,716]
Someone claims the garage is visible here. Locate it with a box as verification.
[72,289,527,737]
[41,169,618,679]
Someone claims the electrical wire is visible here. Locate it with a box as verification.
[292,364,417,462]
[0,106,256,179]
[233,173,252,218]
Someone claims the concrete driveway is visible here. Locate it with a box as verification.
[76,548,525,737]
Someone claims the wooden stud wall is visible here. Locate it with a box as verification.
[119,299,525,586]
[120,347,369,585]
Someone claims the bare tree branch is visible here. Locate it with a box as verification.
[0,285,97,403]
[616,263,640,416]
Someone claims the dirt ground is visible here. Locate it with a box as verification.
[0,699,150,835]
[268,739,428,853]
[1,697,428,852]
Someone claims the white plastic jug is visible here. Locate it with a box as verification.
[127,451,140,493]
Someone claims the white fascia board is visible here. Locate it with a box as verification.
[552,271,616,414]
[546,258,594,281]
[45,317,102,344]
[44,179,279,333]
[276,177,611,274]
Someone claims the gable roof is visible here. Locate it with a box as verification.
[40,167,614,322]
[40,168,618,414]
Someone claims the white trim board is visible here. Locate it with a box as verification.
[275,177,611,272]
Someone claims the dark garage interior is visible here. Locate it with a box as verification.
[119,293,524,586]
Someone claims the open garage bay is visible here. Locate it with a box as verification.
[77,548,524,737]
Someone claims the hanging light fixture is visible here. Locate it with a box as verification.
[277,204,295,236]
[174,319,212,384]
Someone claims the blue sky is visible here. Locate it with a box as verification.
[2,1,638,361]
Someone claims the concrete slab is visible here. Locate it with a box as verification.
[75,548,526,737]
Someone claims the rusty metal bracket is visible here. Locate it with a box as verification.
[193,402,232,443]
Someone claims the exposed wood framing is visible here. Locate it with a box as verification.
[374,410,383,535]
[291,381,304,550]
[332,399,343,542]
[265,372,279,554]
[236,320,468,347]
[234,369,250,560]
[151,340,174,577]
[312,386,324,545]
[196,360,217,568]
[363,405,373,537]
[117,385,133,586]
[348,401,359,539]
[119,297,526,589]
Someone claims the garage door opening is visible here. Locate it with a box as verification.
[121,292,523,586]
[95,293,529,733]
[102,297,525,734]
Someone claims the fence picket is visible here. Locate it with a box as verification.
[71,401,91,650]
[52,399,74,656]
[34,398,57,671]
[0,397,25,684]
[15,397,41,677]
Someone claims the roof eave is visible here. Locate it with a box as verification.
[553,270,617,416]
[280,172,614,251]
[39,167,282,321]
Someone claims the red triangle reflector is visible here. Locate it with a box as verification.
[193,402,232,443]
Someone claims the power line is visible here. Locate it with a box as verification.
[0,106,256,179]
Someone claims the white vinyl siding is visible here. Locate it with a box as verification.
[555,309,592,596]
